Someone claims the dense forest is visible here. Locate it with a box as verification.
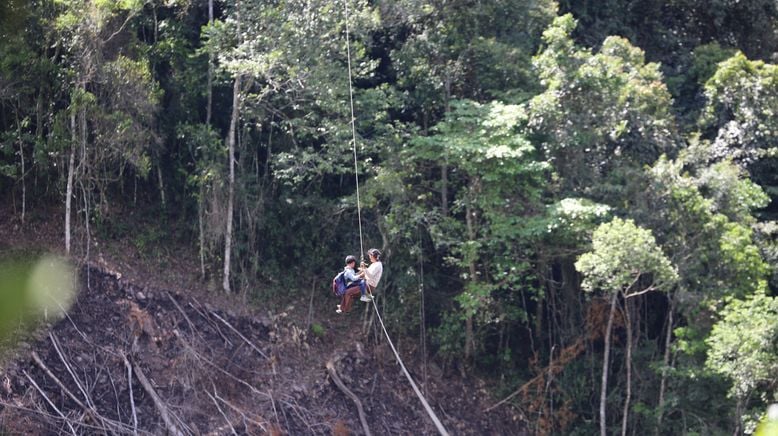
[1,0,777,434]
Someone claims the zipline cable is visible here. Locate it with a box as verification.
[343,2,450,435]
[369,300,450,436]
[344,0,365,261]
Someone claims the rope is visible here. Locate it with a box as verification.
[343,2,449,435]
[344,0,365,261]
[370,299,450,436]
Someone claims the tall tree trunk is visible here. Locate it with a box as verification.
[264,117,273,182]
[464,189,477,362]
[223,74,242,293]
[152,7,165,210]
[733,399,743,436]
[199,185,206,280]
[65,113,77,255]
[17,120,25,225]
[621,297,633,436]
[206,0,214,125]
[223,0,242,293]
[156,161,166,208]
[79,106,88,257]
[441,73,452,217]
[600,292,618,436]
[657,293,675,431]
[418,224,428,393]
[199,0,215,281]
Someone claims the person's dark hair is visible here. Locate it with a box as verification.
[367,248,381,261]
[345,255,357,266]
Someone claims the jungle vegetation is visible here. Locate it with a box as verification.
[1,0,776,433]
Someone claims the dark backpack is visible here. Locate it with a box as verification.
[332,271,348,296]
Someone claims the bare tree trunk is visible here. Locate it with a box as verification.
[150,7,166,210]
[600,292,618,436]
[206,0,214,125]
[657,294,675,430]
[223,0,242,293]
[156,161,166,208]
[621,297,633,436]
[464,192,477,362]
[65,113,76,254]
[441,159,448,216]
[264,118,273,182]
[199,185,206,280]
[223,74,241,293]
[79,107,89,265]
[18,132,25,225]
[199,0,215,281]
[733,398,743,436]
[441,74,452,217]
[418,225,428,394]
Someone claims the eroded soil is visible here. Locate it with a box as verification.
[0,264,524,435]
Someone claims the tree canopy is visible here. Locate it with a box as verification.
[0,1,776,434]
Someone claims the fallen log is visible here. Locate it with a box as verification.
[326,358,371,436]
[130,359,184,436]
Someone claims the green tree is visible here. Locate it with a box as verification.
[576,217,678,436]
[707,291,778,434]
[379,99,547,367]
[52,0,157,253]
[529,14,676,197]
[629,152,769,432]
[700,52,778,201]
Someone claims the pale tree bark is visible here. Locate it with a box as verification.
[223,0,242,293]
[156,162,166,208]
[223,74,241,293]
[464,182,478,362]
[152,6,166,210]
[621,297,633,436]
[440,73,452,217]
[657,293,675,430]
[199,185,206,279]
[17,120,25,225]
[199,0,215,281]
[600,292,618,436]
[206,0,214,125]
[65,112,77,255]
[79,105,88,261]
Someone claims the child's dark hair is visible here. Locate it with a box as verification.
[344,255,357,265]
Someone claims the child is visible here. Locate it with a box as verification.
[337,255,366,313]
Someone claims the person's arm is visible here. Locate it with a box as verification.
[344,268,360,283]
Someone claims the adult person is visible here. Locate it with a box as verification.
[358,248,383,302]
[338,248,383,313]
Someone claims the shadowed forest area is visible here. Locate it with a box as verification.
[0,0,777,434]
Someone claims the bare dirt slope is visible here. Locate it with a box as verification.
[0,213,524,435]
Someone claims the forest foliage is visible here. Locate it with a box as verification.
[1,0,777,433]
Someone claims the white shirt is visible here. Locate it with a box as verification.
[365,261,383,288]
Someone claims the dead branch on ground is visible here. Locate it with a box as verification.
[188,299,233,346]
[207,390,238,436]
[22,369,78,435]
[130,358,184,436]
[173,330,271,401]
[31,351,131,434]
[209,310,268,359]
[212,389,269,432]
[326,357,371,436]
[120,353,139,435]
